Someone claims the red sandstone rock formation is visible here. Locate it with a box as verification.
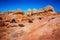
[0,5,60,40]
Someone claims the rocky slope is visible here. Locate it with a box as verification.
[0,5,60,40]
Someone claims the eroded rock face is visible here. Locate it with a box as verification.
[38,5,54,13]
[0,5,60,40]
[45,5,54,12]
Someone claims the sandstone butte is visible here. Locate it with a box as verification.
[0,5,60,40]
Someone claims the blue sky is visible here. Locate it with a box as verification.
[0,0,60,12]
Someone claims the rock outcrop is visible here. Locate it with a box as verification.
[0,5,60,40]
